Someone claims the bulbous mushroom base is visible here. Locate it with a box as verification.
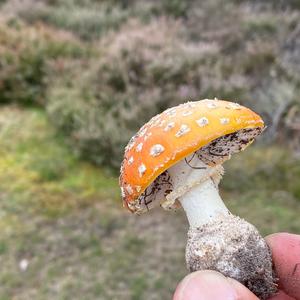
[186,214,278,299]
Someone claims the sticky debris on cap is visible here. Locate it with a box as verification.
[119,99,264,212]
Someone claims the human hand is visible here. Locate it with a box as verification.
[173,233,300,300]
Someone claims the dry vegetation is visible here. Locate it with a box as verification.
[0,0,299,299]
[1,0,300,168]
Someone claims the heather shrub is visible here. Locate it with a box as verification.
[280,23,300,82]
[185,0,300,131]
[0,19,84,105]
[2,0,131,40]
[1,0,290,170]
[47,19,218,169]
[233,0,300,10]
[46,6,300,169]
[2,0,192,41]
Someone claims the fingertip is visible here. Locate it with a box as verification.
[265,232,300,249]
[265,232,296,244]
[226,277,259,300]
[268,290,296,300]
[173,270,258,300]
[265,232,300,299]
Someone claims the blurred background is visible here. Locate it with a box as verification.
[0,0,299,299]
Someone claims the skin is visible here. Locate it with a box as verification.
[173,233,300,300]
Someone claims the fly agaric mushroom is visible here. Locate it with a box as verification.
[119,99,277,299]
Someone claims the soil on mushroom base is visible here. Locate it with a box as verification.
[186,214,277,299]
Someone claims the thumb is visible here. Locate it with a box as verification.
[173,270,259,300]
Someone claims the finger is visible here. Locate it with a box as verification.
[173,270,259,300]
[266,233,300,300]
[268,290,296,300]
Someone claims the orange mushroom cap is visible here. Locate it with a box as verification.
[119,99,264,212]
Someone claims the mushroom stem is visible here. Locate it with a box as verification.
[178,179,229,228]
[167,153,277,299]
[167,154,228,228]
